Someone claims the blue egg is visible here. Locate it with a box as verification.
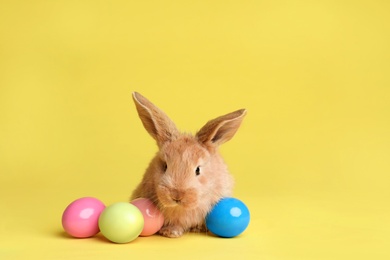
[205,197,250,238]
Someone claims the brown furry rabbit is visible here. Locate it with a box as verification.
[130,92,246,238]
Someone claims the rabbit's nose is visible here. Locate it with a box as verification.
[171,189,184,203]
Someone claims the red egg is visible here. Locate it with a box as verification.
[131,198,164,236]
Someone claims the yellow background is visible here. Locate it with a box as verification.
[1,1,389,259]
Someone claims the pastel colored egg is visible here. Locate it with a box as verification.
[98,202,144,243]
[62,197,106,238]
[205,197,250,238]
[131,198,164,236]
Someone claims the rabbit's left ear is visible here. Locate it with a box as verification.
[196,109,246,147]
[132,92,179,147]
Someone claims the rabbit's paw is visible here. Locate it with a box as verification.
[190,223,207,233]
[159,226,184,238]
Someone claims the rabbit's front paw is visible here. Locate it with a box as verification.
[190,223,207,233]
[159,225,184,238]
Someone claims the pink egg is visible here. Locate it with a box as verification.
[62,197,105,238]
[131,198,164,236]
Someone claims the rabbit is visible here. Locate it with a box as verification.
[130,92,246,238]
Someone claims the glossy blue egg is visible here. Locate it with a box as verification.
[205,197,250,238]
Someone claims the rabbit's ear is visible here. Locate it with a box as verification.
[132,92,179,146]
[196,109,246,147]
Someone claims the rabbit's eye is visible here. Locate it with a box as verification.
[195,166,201,176]
[162,163,167,172]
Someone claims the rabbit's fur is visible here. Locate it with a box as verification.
[130,92,246,238]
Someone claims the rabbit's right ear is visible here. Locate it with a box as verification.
[132,92,179,147]
[196,109,246,148]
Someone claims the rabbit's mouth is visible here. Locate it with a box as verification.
[157,186,198,209]
[163,200,198,211]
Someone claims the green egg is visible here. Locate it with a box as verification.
[98,202,144,243]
